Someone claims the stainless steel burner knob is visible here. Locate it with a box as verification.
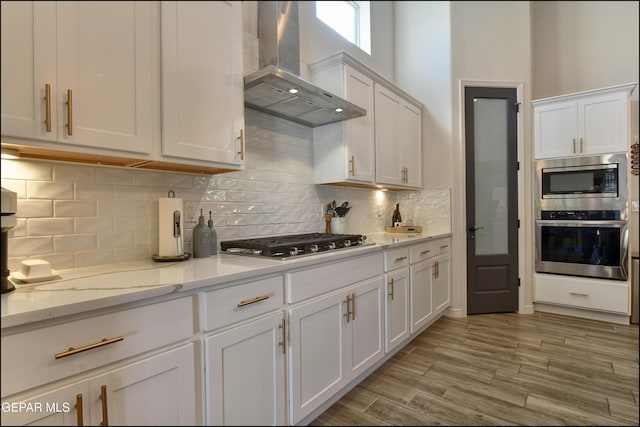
[344,240,351,247]
[328,242,336,249]
[310,244,319,252]
[290,247,299,255]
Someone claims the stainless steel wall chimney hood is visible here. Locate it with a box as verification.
[244,1,366,127]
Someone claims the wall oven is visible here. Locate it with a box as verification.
[535,153,629,281]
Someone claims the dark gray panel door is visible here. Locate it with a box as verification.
[465,87,519,314]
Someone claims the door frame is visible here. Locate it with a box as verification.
[454,80,532,316]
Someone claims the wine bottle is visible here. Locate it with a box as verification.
[392,203,402,227]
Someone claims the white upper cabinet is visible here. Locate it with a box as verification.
[311,51,423,190]
[1,1,154,154]
[533,83,636,159]
[312,63,376,185]
[160,1,245,168]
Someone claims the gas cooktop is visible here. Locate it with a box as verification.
[220,233,371,260]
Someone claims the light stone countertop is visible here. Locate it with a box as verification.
[1,232,451,330]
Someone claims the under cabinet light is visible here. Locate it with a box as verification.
[1,148,20,159]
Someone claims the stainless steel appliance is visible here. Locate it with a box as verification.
[535,154,629,281]
[243,1,366,127]
[220,233,371,260]
[1,187,17,293]
[536,210,629,280]
[632,256,639,324]
[536,153,628,213]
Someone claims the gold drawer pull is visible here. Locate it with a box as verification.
[388,278,395,300]
[55,336,124,359]
[100,385,109,426]
[569,292,589,297]
[66,89,73,136]
[76,394,84,426]
[440,244,449,249]
[44,83,52,132]
[420,250,431,255]
[236,129,244,160]
[278,318,286,354]
[395,256,408,262]
[237,295,269,307]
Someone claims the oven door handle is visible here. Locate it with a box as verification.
[535,219,628,227]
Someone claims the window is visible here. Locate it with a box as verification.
[315,1,371,54]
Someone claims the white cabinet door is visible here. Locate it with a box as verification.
[1,1,57,141]
[533,85,633,159]
[206,312,286,426]
[1,344,197,426]
[384,267,410,353]
[432,254,450,314]
[579,91,629,155]
[346,277,384,378]
[0,381,89,426]
[161,1,244,167]
[410,260,433,334]
[90,344,197,426]
[375,85,402,186]
[56,1,153,153]
[399,100,422,188]
[288,289,346,425]
[533,100,577,159]
[344,66,376,183]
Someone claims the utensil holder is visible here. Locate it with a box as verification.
[331,217,348,234]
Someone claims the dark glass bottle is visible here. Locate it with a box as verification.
[192,209,211,258]
[392,203,402,227]
[208,211,218,255]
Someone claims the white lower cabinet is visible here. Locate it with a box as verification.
[410,259,434,333]
[288,275,384,425]
[206,312,286,426]
[202,275,286,426]
[432,254,451,314]
[0,295,198,426]
[1,344,196,426]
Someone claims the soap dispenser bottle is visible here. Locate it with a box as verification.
[208,211,218,255]
[192,209,211,258]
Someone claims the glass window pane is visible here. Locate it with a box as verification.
[473,98,508,255]
[316,1,357,44]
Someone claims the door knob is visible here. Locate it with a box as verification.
[468,226,484,232]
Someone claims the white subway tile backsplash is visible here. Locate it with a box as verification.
[1,159,52,180]
[54,164,96,183]
[17,200,53,218]
[28,218,74,236]
[55,200,97,217]
[54,235,97,253]
[9,236,53,257]
[28,182,74,200]
[4,111,451,271]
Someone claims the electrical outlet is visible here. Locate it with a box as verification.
[185,203,197,223]
[632,201,640,213]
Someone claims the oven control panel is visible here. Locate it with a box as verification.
[541,210,621,221]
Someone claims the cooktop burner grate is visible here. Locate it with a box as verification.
[220,233,368,258]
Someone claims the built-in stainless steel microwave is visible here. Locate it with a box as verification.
[535,153,628,215]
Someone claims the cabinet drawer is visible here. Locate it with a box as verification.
[410,238,450,263]
[384,247,409,272]
[534,275,629,314]
[286,252,383,304]
[203,275,283,332]
[1,296,194,397]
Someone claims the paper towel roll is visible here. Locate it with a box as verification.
[158,195,184,257]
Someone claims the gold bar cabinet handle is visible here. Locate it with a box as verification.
[388,278,395,300]
[278,318,286,354]
[580,137,584,153]
[76,394,84,426]
[55,336,124,359]
[343,294,353,322]
[351,293,356,321]
[573,138,576,153]
[236,129,244,160]
[349,155,355,176]
[421,250,431,255]
[237,295,269,307]
[99,385,109,426]
[440,244,449,249]
[66,89,73,136]
[44,83,52,132]
[569,291,589,297]
[436,260,439,278]
[395,256,408,262]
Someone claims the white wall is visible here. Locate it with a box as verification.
[532,0,639,256]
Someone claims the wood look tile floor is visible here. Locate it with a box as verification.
[311,312,639,426]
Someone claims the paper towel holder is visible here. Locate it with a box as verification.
[153,190,191,262]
